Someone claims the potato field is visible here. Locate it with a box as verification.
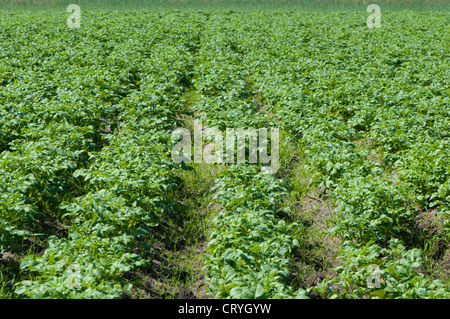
[0,0,449,300]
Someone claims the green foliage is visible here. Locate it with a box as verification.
[0,10,201,298]
[0,8,448,299]
[327,239,450,299]
[204,165,307,298]
[193,9,450,299]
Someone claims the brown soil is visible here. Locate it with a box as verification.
[289,187,342,297]
[414,207,450,281]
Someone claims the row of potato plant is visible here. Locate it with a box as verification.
[226,11,450,298]
[0,11,201,298]
[192,15,308,298]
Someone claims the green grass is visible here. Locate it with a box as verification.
[275,132,341,298]
[125,161,222,299]
[0,263,20,299]
[123,86,223,299]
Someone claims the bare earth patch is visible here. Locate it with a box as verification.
[289,187,342,296]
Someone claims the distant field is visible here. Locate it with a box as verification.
[0,0,449,11]
[0,1,449,300]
